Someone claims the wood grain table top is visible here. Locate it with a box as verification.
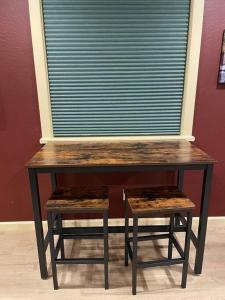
[26,140,215,169]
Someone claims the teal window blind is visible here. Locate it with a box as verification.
[42,0,190,137]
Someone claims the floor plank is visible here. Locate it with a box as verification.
[0,219,224,300]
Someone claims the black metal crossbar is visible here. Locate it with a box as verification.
[137,258,184,269]
[128,233,169,242]
[127,241,133,261]
[62,233,104,240]
[44,231,50,252]
[172,235,185,258]
[55,258,104,265]
[55,237,62,258]
[52,224,187,235]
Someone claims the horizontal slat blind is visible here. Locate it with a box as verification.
[42,0,190,137]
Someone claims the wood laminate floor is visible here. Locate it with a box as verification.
[0,219,225,300]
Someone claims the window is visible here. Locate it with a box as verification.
[29,0,204,143]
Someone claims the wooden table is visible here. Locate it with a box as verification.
[26,140,215,279]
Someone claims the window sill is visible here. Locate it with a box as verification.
[40,135,195,144]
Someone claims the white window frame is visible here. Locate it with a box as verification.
[28,0,204,144]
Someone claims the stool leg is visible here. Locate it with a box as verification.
[175,213,180,226]
[57,214,65,259]
[103,210,109,289]
[181,211,192,288]
[47,212,59,290]
[132,216,138,295]
[168,214,175,259]
[125,197,129,266]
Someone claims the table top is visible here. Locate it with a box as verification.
[26,140,215,169]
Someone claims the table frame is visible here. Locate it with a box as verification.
[28,163,213,279]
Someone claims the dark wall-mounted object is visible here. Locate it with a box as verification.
[218,30,225,84]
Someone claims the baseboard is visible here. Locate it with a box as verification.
[0,217,225,231]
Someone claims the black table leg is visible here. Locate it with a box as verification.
[177,169,184,190]
[194,164,213,274]
[51,173,65,257]
[175,169,184,226]
[28,168,48,279]
[51,173,57,190]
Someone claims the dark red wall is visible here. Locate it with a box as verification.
[187,0,225,216]
[0,0,225,221]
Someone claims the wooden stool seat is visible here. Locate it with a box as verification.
[125,186,195,215]
[47,186,109,213]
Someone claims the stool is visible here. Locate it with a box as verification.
[124,186,195,295]
[46,186,109,290]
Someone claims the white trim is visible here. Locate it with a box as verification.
[180,0,205,136]
[28,0,53,139]
[0,217,224,230]
[29,0,204,143]
[40,135,195,144]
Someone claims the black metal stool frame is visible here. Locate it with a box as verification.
[47,209,109,290]
[125,200,193,295]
